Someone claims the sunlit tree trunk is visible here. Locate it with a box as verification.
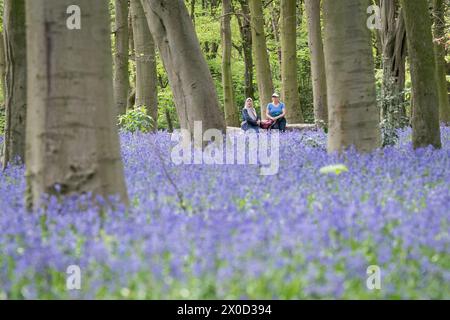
[249,0,274,119]
[280,0,303,124]
[401,0,441,148]
[221,0,239,127]
[2,0,27,168]
[305,0,328,127]
[113,0,130,116]
[432,0,450,125]
[140,0,225,136]
[324,0,380,153]
[25,0,128,209]
[131,0,158,129]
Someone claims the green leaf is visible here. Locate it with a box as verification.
[319,164,349,175]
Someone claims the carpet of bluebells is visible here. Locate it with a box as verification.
[0,127,449,299]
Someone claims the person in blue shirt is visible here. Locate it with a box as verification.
[266,93,287,132]
[241,97,261,132]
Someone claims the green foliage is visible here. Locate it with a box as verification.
[0,107,5,136]
[118,106,154,133]
[157,89,179,131]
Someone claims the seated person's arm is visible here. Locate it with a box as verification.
[243,109,259,126]
[273,107,286,120]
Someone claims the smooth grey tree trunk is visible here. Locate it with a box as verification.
[280,0,303,124]
[113,0,130,116]
[323,0,380,153]
[2,0,27,168]
[140,0,225,136]
[305,0,328,127]
[221,0,240,127]
[25,0,129,209]
[131,0,158,129]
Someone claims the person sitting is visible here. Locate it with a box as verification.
[266,93,287,132]
[241,97,260,133]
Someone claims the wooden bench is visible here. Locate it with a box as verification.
[227,123,317,133]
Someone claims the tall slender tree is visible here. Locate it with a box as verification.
[249,0,274,119]
[323,0,380,153]
[270,2,282,68]
[139,0,225,136]
[25,0,128,209]
[131,0,158,129]
[0,31,6,102]
[127,8,136,110]
[401,0,441,148]
[380,1,407,134]
[221,0,240,127]
[236,0,254,100]
[305,0,328,127]
[2,0,26,168]
[113,0,130,116]
[432,0,450,124]
[280,0,303,124]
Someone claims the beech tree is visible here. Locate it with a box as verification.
[139,0,225,136]
[432,0,450,124]
[236,0,254,100]
[280,0,303,124]
[305,0,327,127]
[380,0,407,134]
[2,0,26,168]
[25,0,128,208]
[221,0,240,127]
[0,31,5,102]
[113,0,130,116]
[401,0,442,148]
[131,0,158,129]
[323,0,380,153]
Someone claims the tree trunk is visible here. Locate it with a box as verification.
[131,0,158,130]
[221,0,239,127]
[127,9,136,110]
[113,0,130,116]
[380,1,407,131]
[305,0,327,127]
[401,0,441,148]
[139,0,225,136]
[323,0,380,153]
[432,0,450,125]
[237,0,254,99]
[25,0,128,209]
[280,0,303,124]
[0,32,6,105]
[249,0,274,119]
[190,0,196,26]
[270,2,282,68]
[2,0,27,168]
